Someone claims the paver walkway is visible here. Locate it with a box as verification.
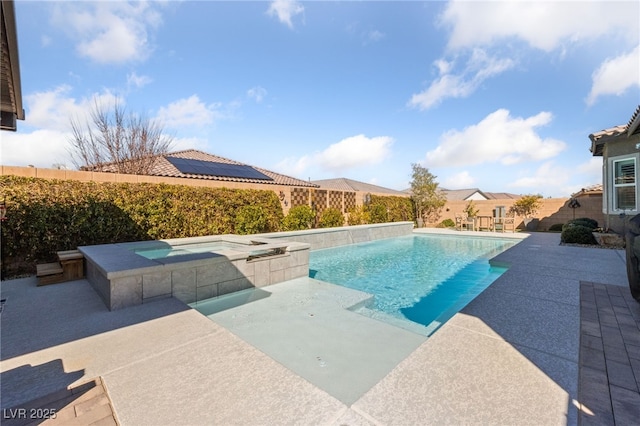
[1,378,117,426]
[579,281,640,425]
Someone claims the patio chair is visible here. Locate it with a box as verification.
[494,212,515,232]
[455,213,475,231]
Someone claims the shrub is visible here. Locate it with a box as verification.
[367,204,388,224]
[0,176,284,277]
[318,207,344,228]
[561,224,598,245]
[439,218,455,228]
[548,223,564,232]
[347,206,370,225]
[567,217,598,229]
[369,194,414,222]
[282,205,315,231]
[235,205,268,235]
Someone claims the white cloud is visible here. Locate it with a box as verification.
[51,2,164,64]
[416,2,639,110]
[424,109,566,167]
[1,129,73,168]
[127,72,152,90]
[364,30,385,45]
[156,95,223,129]
[317,134,394,172]
[247,86,268,103]
[267,0,304,29]
[275,134,394,177]
[170,136,210,153]
[25,86,118,132]
[577,157,603,177]
[587,45,640,105]
[508,162,569,194]
[442,171,475,189]
[275,155,312,178]
[408,49,515,110]
[440,1,639,51]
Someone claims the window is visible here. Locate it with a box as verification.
[613,158,636,211]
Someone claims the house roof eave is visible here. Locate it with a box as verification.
[0,0,24,131]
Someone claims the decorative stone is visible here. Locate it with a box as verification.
[592,232,624,248]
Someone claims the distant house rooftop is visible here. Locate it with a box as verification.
[88,149,319,188]
[312,178,408,196]
[439,188,521,201]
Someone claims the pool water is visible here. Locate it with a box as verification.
[133,242,241,260]
[309,234,517,335]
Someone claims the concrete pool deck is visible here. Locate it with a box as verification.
[1,230,636,425]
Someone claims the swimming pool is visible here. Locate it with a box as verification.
[309,234,518,335]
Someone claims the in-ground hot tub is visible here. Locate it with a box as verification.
[79,235,310,310]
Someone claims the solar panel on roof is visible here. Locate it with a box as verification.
[166,157,273,181]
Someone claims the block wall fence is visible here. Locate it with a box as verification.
[1,165,605,231]
[435,193,604,231]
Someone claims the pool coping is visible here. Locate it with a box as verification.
[1,229,631,424]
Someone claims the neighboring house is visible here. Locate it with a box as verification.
[312,178,408,197]
[442,188,489,201]
[88,149,318,188]
[1,0,24,131]
[590,105,640,233]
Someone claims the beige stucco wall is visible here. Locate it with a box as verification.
[3,165,607,231]
[434,193,604,231]
[599,131,640,233]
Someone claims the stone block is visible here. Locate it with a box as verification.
[143,271,172,299]
[110,275,142,310]
[233,259,255,278]
[219,277,253,295]
[606,358,638,391]
[253,260,270,287]
[196,284,217,302]
[270,268,285,285]
[269,255,289,272]
[285,265,309,280]
[197,261,239,286]
[172,268,196,304]
[290,250,309,267]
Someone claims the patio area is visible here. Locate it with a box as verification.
[0,230,636,425]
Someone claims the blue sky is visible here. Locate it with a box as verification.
[3,1,639,197]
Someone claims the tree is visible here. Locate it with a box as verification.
[69,97,173,174]
[509,194,543,218]
[409,163,446,225]
[463,200,479,218]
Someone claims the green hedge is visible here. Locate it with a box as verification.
[0,176,284,277]
[318,207,345,228]
[367,195,414,223]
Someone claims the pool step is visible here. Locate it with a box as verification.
[36,250,85,286]
[36,262,65,286]
[57,249,85,281]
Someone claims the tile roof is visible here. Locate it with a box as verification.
[93,149,319,188]
[483,192,522,200]
[312,178,408,196]
[572,184,603,197]
[590,105,640,156]
[441,188,489,201]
